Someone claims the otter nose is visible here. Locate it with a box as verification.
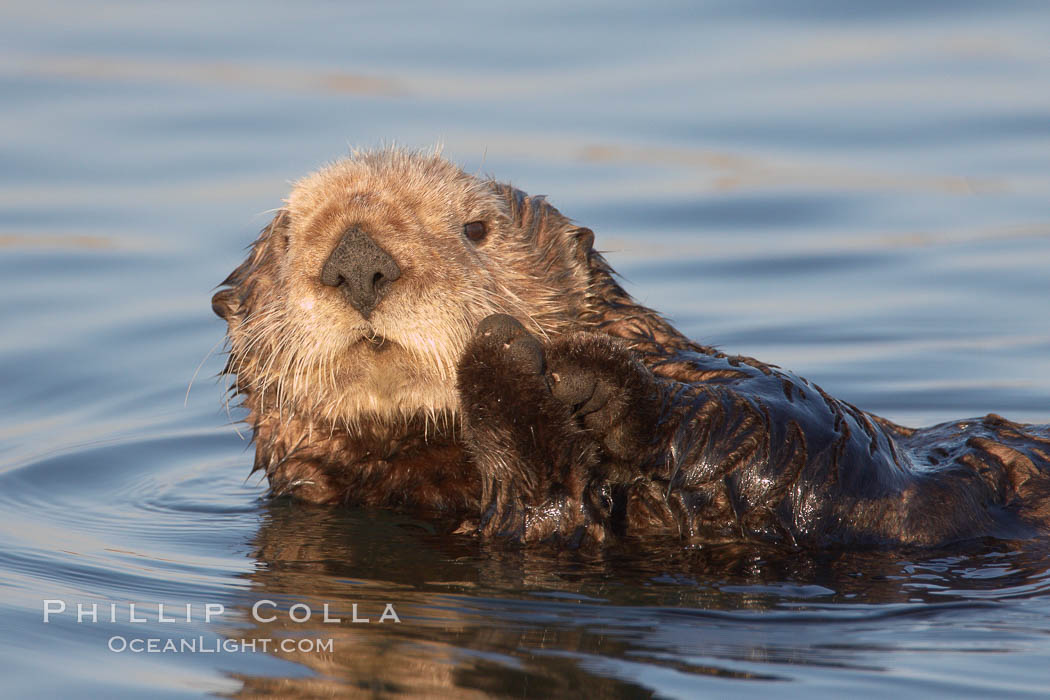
[320,227,401,319]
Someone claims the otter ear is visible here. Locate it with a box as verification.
[211,288,237,320]
[571,227,595,262]
[212,209,290,321]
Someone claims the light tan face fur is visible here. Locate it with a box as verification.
[222,150,590,429]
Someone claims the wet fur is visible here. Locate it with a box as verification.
[214,148,1050,548]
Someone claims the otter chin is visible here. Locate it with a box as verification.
[214,147,1050,548]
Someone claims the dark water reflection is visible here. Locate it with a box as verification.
[3,0,1050,697]
[230,503,1050,697]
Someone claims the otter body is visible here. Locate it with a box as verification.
[213,149,1050,548]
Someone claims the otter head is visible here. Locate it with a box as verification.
[212,149,599,429]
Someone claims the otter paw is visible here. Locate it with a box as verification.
[474,313,545,375]
[457,314,559,427]
[546,335,655,461]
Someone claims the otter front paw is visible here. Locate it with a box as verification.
[458,314,553,419]
[474,313,546,375]
[458,314,600,541]
[546,334,660,463]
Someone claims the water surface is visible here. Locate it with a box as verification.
[2,1,1050,697]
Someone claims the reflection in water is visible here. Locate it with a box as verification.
[228,500,1050,695]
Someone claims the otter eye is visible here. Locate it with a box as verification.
[463,220,487,243]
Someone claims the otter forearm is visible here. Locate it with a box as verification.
[457,316,604,541]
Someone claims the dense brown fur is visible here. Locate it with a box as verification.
[214,148,1050,548]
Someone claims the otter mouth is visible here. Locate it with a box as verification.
[351,332,392,352]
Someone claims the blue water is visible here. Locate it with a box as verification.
[2,1,1050,697]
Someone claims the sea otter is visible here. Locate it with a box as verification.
[212,148,1050,548]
